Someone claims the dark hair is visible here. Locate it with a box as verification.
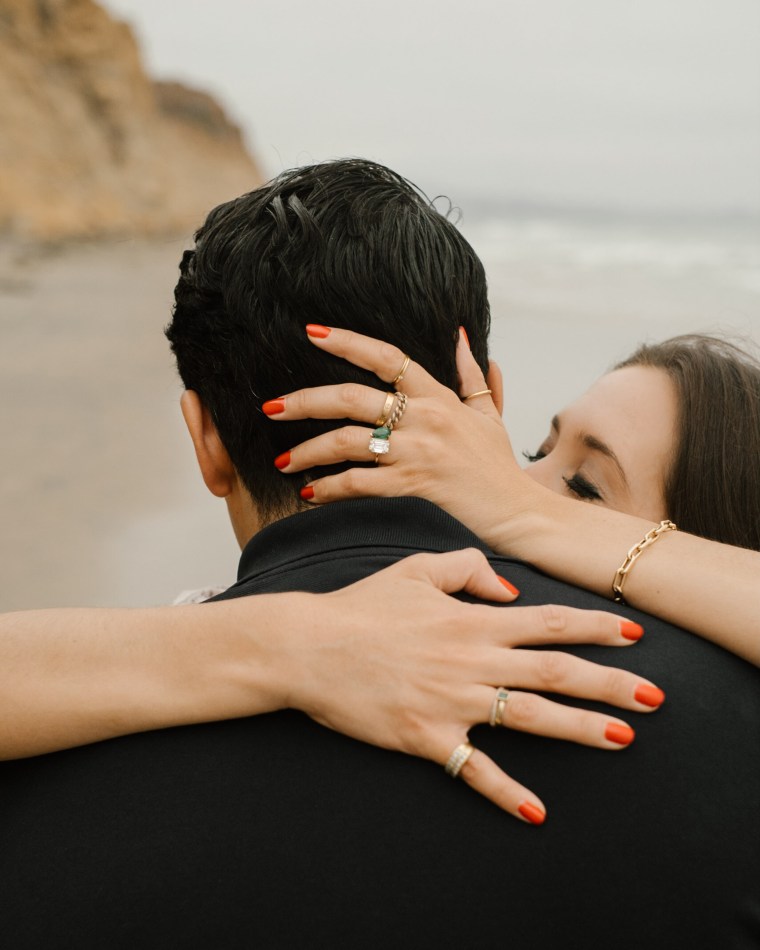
[616,334,760,550]
[166,159,490,522]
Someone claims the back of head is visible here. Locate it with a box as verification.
[166,159,490,522]
[617,334,760,550]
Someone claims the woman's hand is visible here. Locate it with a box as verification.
[281,547,661,825]
[265,324,544,552]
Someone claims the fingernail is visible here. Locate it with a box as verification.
[518,802,546,825]
[497,576,520,596]
[634,684,665,707]
[619,619,644,641]
[262,398,286,416]
[300,485,315,501]
[274,450,291,470]
[459,326,471,349]
[306,324,331,338]
[605,723,635,746]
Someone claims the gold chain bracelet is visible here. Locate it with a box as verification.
[612,520,678,604]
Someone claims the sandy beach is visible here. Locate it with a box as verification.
[2,214,759,610]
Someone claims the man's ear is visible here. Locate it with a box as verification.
[180,391,236,498]
[486,360,505,416]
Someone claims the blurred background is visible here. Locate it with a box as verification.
[1,0,759,608]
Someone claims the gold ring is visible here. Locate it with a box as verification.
[462,389,492,402]
[489,687,510,727]
[375,392,396,427]
[387,392,408,430]
[391,354,411,386]
[444,742,474,779]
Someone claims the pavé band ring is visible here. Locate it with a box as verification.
[444,742,474,779]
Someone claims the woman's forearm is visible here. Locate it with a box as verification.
[491,477,760,666]
[0,597,305,759]
[0,551,664,822]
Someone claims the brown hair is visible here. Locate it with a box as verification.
[616,334,760,551]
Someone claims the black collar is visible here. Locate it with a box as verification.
[235,497,493,584]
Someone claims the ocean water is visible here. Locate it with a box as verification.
[1,213,759,608]
[461,211,760,456]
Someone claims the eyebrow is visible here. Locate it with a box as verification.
[551,415,629,489]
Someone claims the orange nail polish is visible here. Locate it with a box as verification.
[497,576,520,596]
[274,451,291,470]
[518,802,546,825]
[605,723,635,746]
[459,326,470,349]
[262,399,286,416]
[635,684,665,707]
[306,324,331,338]
[619,619,644,641]
[300,486,315,501]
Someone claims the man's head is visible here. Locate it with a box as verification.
[166,159,491,540]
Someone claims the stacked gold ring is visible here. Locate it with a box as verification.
[387,392,408,430]
[375,393,396,427]
[374,391,409,433]
[489,687,510,727]
[391,354,411,386]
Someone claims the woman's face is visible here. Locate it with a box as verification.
[524,365,678,522]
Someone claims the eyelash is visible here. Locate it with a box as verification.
[563,473,603,502]
[523,450,603,502]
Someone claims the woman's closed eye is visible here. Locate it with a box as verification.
[523,447,604,503]
[563,472,603,502]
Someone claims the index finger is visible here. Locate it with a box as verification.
[305,325,442,398]
[390,548,520,602]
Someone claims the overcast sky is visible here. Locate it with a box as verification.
[103,0,760,215]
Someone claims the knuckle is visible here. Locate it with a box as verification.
[461,547,486,569]
[339,382,365,412]
[536,650,571,688]
[504,691,540,727]
[340,469,362,495]
[378,340,402,370]
[424,402,448,430]
[602,665,629,699]
[335,426,355,452]
[286,388,306,413]
[576,708,600,736]
[405,469,429,496]
[539,603,568,634]
[597,611,616,638]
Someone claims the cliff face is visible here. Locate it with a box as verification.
[0,0,264,239]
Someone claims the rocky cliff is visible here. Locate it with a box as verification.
[0,0,264,239]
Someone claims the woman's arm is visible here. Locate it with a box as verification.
[498,484,760,665]
[0,549,657,823]
[273,325,760,666]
